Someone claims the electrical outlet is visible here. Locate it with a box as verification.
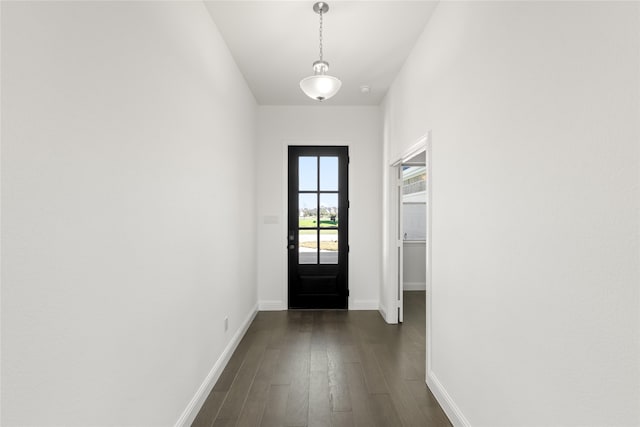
[224,317,228,332]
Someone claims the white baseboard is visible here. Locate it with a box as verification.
[379,303,390,323]
[174,303,258,427]
[427,370,470,427]
[350,299,378,310]
[259,300,285,311]
[404,281,426,291]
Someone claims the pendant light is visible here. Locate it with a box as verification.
[300,2,342,101]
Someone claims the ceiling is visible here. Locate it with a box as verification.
[204,1,438,106]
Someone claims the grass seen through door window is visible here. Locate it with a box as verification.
[299,218,338,228]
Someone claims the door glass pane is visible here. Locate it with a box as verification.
[320,157,338,191]
[319,230,338,264]
[299,230,317,264]
[299,156,317,191]
[299,193,317,227]
[319,193,338,227]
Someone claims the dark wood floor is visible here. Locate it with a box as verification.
[192,291,451,427]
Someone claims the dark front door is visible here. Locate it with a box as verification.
[288,146,349,309]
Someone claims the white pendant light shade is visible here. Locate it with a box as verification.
[300,74,341,101]
[300,2,341,101]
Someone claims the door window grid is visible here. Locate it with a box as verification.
[298,156,339,264]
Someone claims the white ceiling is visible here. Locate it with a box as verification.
[204,1,438,106]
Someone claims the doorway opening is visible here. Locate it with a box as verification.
[388,133,432,379]
[400,154,427,324]
[393,149,427,323]
[287,146,349,309]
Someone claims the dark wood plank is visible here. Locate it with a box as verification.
[216,343,266,422]
[308,370,331,427]
[331,411,354,427]
[298,310,314,332]
[266,314,288,349]
[310,312,328,351]
[236,348,281,427]
[351,341,389,394]
[405,379,453,426]
[343,363,377,427]
[260,385,290,427]
[270,347,295,386]
[211,418,235,427]
[271,326,311,385]
[213,335,252,392]
[368,393,403,427]
[372,343,430,426]
[284,350,310,426]
[328,343,360,364]
[191,390,225,427]
[310,349,328,373]
[327,357,351,413]
[401,348,425,380]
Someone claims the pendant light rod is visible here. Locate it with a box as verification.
[300,2,341,102]
[315,2,327,62]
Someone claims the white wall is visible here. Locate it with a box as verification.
[383,1,640,426]
[403,242,426,290]
[403,192,426,204]
[403,193,427,291]
[256,106,382,310]
[1,2,257,426]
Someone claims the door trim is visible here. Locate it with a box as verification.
[387,131,432,375]
[387,133,430,323]
[281,139,352,310]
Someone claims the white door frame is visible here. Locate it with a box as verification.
[389,163,404,323]
[387,132,432,377]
